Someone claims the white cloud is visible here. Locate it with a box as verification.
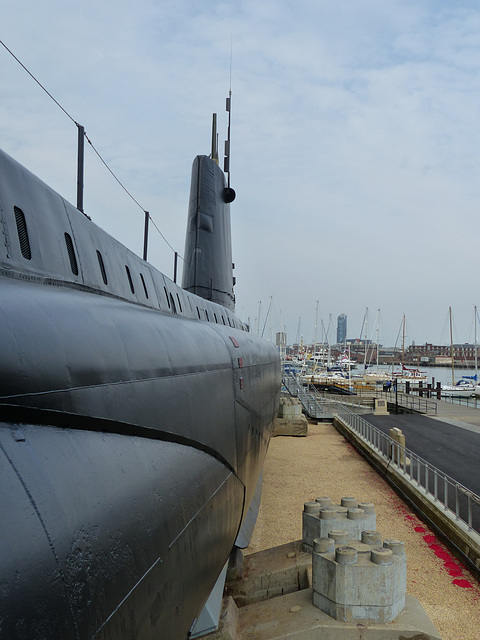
[2,0,480,344]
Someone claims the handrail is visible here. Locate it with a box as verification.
[283,373,437,415]
[374,390,438,415]
[283,374,377,420]
[334,404,480,533]
[283,375,331,419]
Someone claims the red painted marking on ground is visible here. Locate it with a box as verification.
[419,533,475,587]
[395,506,476,590]
[423,534,436,544]
[452,579,474,589]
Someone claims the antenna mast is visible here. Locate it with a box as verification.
[211,113,219,163]
[223,91,236,203]
[226,38,233,189]
[224,91,231,188]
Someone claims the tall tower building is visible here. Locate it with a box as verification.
[337,314,347,344]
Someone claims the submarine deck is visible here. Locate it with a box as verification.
[247,419,480,640]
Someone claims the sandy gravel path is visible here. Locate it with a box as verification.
[247,421,480,640]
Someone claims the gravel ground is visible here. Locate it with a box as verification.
[247,421,480,640]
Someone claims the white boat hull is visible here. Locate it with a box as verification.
[441,385,475,398]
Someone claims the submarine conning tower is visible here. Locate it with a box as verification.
[182,154,236,312]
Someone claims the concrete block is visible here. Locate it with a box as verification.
[225,540,311,607]
[389,427,406,465]
[374,398,389,415]
[236,590,441,640]
[217,539,440,640]
[277,397,303,418]
[272,415,308,437]
[312,537,407,624]
[302,496,376,553]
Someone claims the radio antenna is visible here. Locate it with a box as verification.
[225,39,233,189]
[222,40,235,203]
[224,92,231,187]
[223,91,235,203]
[211,113,219,163]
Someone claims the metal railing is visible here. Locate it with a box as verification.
[433,393,480,410]
[283,372,438,415]
[335,405,480,534]
[283,375,374,418]
[283,375,331,419]
[373,390,438,415]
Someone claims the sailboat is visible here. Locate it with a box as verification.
[391,314,427,385]
[441,307,475,398]
[361,309,391,384]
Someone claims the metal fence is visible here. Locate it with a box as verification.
[282,375,332,419]
[335,405,480,534]
[282,373,438,415]
[283,375,372,418]
[379,390,437,415]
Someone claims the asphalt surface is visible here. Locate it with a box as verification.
[364,413,480,496]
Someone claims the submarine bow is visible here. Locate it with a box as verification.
[0,144,281,639]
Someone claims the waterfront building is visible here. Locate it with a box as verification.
[337,314,347,344]
[406,342,478,365]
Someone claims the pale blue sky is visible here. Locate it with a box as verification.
[2,1,480,346]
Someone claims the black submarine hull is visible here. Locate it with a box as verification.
[0,147,281,638]
[1,422,243,639]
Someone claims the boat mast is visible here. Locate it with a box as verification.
[475,304,478,380]
[295,316,301,347]
[267,295,272,341]
[363,307,368,372]
[449,306,454,386]
[328,314,332,367]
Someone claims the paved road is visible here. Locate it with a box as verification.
[365,413,480,497]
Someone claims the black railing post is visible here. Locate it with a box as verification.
[76,124,85,212]
[143,211,149,261]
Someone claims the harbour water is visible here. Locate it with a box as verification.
[363,364,478,387]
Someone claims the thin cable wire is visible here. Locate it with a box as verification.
[0,39,77,126]
[84,133,145,213]
[0,38,183,261]
[150,216,186,261]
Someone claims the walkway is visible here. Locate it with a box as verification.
[428,397,480,433]
[249,421,480,640]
